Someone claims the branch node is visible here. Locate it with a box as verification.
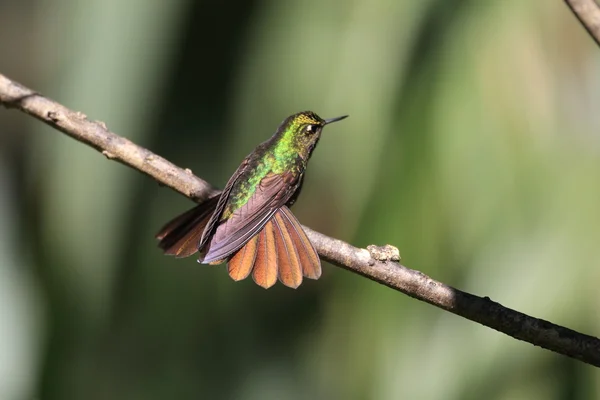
[46,110,62,122]
[95,120,108,130]
[367,244,401,262]
[102,150,116,159]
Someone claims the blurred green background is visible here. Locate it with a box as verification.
[1,0,600,398]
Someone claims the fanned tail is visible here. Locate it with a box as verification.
[155,195,220,258]
[278,206,321,281]
[226,206,321,289]
[157,201,321,288]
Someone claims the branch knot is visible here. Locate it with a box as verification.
[367,244,401,262]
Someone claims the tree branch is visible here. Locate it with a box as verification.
[1,72,599,368]
[565,0,600,46]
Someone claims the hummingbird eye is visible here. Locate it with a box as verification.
[305,124,317,134]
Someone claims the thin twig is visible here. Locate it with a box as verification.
[565,0,600,46]
[1,72,599,368]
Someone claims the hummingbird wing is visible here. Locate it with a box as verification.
[201,171,300,264]
[157,155,253,258]
[197,157,252,252]
[155,195,220,257]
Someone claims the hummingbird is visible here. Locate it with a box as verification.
[156,111,348,289]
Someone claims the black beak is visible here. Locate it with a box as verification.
[323,115,349,125]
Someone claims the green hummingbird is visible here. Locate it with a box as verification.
[156,111,348,289]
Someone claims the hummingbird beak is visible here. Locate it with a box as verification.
[323,115,349,125]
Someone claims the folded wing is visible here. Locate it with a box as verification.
[202,172,298,263]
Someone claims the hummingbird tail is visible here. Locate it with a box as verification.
[227,206,321,289]
[155,195,220,258]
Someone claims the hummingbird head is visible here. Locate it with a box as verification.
[276,111,348,161]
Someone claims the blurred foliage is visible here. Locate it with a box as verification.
[1,0,600,399]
